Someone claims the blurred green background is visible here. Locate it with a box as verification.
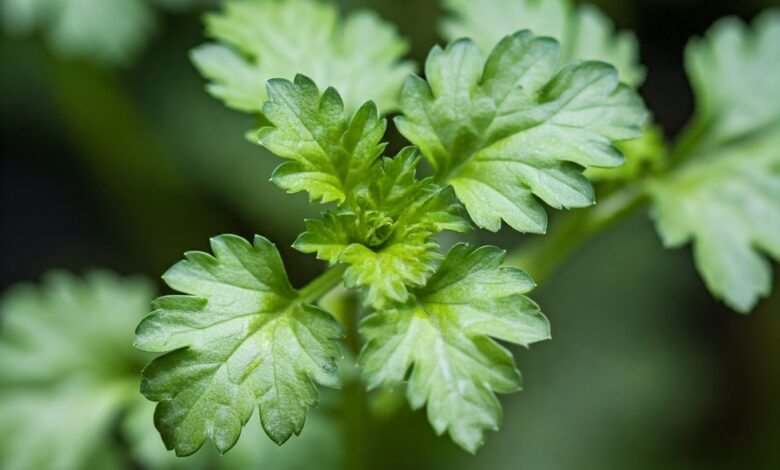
[1,0,778,469]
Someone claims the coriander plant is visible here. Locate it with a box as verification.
[2,0,770,462]
[134,0,651,455]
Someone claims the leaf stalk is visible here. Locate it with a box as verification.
[299,264,349,303]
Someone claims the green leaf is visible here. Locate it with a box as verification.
[441,0,657,186]
[685,9,780,142]
[359,243,550,453]
[396,31,647,233]
[295,148,471,308]
[191,0,414,115]
[440,0,645,87]
[0,272,156,469]
[254,74,386,204]
[647,9,780,313]
[134,234,342,455]
[649,134,780,313]
[123,393,339,470]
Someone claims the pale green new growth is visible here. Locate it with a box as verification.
[191,0,414,115]
[397,31,647,233]
[255,76,470,308]
[649,10,780,313]
[294,148,470,308]
[135,235,342,455]
[441,0,645,86]
[360,244,550,453]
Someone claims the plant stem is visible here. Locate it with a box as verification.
[299,264,349,304]
[299,266,367,469]
[496,105,703,283]
[506,181,647,284]
[341,299,368,470]
[666,114,710,169]
[506,107,712,284]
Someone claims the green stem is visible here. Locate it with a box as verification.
[298,265,367,469]
[506,181,646,284]
[505,98,720,285]
[298,264,349,304]
[341,299,368,470]
[507,114,713,284]
[666,113,711,169]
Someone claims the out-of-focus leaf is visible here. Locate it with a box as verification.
[1,0,153,64]
[191,0,414,116]
[648,10,780,313]
[1,0,205,65]
[441,0,645,87]
[649,133,780,313]
[0,0,208,65]
[684,9,780,142]
[0,272,154,469]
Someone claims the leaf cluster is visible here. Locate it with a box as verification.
[444,0,780,313]
[138,0,648,453]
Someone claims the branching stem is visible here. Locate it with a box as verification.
[507,121,702,284]
[506,181,646,283]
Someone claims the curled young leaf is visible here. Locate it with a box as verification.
[295,149,470,308]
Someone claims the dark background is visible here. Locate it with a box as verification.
[2,0,778,468]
